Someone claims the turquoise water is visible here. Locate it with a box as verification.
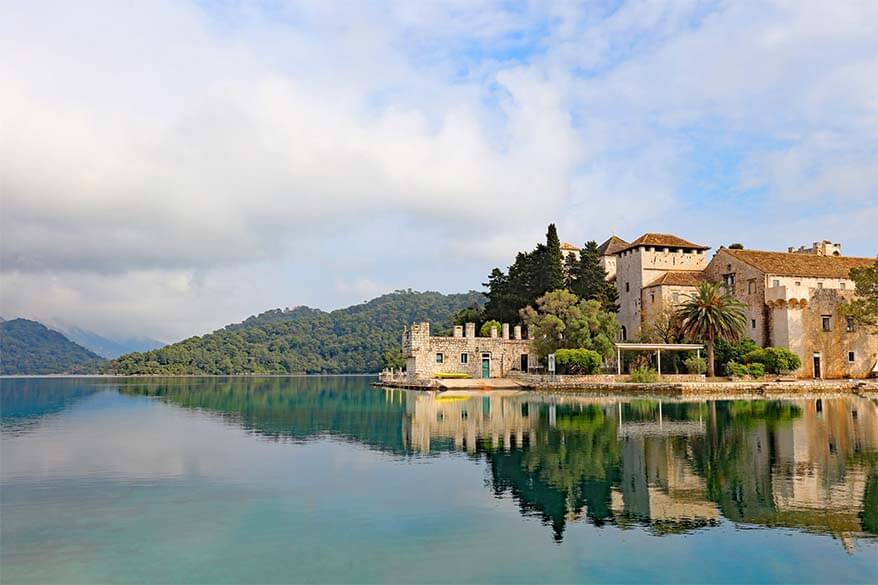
[1,377,876,584]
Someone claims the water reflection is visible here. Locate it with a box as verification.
[4,377,876,549]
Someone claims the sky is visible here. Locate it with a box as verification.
[1,0,876,343]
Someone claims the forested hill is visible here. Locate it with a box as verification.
[0,319,106,375]
[110,290,485,375]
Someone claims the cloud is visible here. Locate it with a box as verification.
[0,0,875,340]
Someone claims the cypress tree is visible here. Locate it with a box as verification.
[542,224,565,294]
[573,241,619,313]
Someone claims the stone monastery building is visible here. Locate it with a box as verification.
[401,233,876,381]
[611,234,876,379]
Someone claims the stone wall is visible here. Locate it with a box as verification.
[801,289,878,379]
[616,247,708,341]
[403,321,531,382]
[703,249,770,346]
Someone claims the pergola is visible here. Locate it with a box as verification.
[614,342,704,375]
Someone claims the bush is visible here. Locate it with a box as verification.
[434,372,471,379]
[555,348,602,374]
[480,320,502,337]
[726,361,749,377]
[684,356,707,375]
[630,366,659,383]
[747,362,766,378]
[726,361,766,378]
[744,347,802,374]
[716,337,759,375]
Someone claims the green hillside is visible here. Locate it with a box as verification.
[0,319,106,375]
[111,290,484,375]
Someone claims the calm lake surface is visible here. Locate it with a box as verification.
[1,377,876,584]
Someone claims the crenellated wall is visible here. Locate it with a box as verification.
[402,322,531,382]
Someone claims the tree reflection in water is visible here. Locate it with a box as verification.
[115,377,877,548]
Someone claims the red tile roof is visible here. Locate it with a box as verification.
[721,248,875,278]
[560,242,580,251]
[597,235,629,256]
[618,233,709,253]
[643,271,704,288]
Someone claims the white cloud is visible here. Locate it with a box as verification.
[0,0,875,340]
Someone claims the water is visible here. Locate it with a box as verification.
[1,377,876,584]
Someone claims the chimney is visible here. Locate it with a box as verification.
[513,325,522,340]
[465,322,476,338]
[501,323,510,339]
[453,325,463,338]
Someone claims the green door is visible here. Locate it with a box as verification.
[482,357,490,379]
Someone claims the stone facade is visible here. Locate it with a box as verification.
[701,246,877,379]
[614,234,709,340]
[402,321,531,383]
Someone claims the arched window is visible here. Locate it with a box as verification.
[621,326,627,341]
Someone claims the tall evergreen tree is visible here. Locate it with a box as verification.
[535,224,565,296]
[571,241,619,313]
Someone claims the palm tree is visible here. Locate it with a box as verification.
[676,282,747,377]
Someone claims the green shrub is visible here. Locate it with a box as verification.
[683,356,707,375]
[747,362,766,378]
[744,347,802,374]
[727,361,766,378]
[716,337,759,375]
[726,361,749,377]
[480,320,502,337]
[555,348,602,374]
[630,366,659,383]
[434,372,471,379]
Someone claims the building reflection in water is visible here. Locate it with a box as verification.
[391,388,878,547]
[106,378,875,548]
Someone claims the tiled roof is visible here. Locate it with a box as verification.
[597,235,629,256]
[618,233,709,253]
[643,271,704,288]
[560,242,580,251]
[721,248,875,279]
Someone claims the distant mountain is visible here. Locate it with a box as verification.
[111,290,485,375]
[59,326,164,359]
[0,319,107,375]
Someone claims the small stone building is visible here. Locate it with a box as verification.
[402,322,531,382]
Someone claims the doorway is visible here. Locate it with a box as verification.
[481,353,491,379]
[520,354,529,372]
[813,354,821,379]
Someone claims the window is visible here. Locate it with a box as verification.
[625,282,630,292]
[821,316,832,332]
[460,353,468,364]
[650,292,655,304]
[672,292,679,304]
[621,326,627,341]
[772,279,780,288]
[795,281,801,286]
[846,317,855,332]
[748,279,756,294]
[840,282,846,290]
[435,353,444,364]
[723,273,736,288]
[751,319,757,329]
[848,351,855,363]
[817,282,824,289]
